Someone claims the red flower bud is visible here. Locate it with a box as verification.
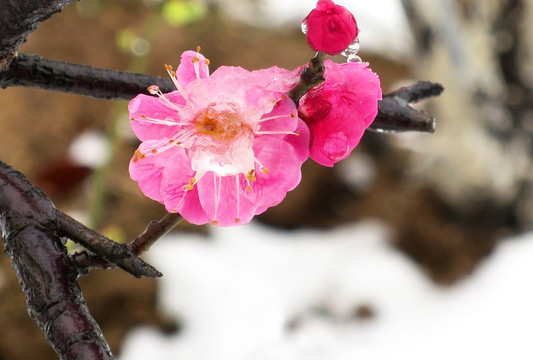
[303,0,358,55]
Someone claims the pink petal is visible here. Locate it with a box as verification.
[248,66,301,93]
[245,120,310,213]
[176,50,210,89]
[129,143,186,202]
[300,60,381,166]
[187,66,280,125]
[196,173,256,226]
[129,92,185,141]
[258,94,299,134]
[160,155,210,225]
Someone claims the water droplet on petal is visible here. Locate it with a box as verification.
[341,37,361,62]
[301,19,308,34]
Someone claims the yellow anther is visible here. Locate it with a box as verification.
[196,45,201,53]
[211,220,219,225]
[245,169,257,182]
[184,177,197,191]
[133,149,145,162]
[164,64,173,72]
[205,58,210,65]
[191,56,199,63]
[151,149,158,154]
[147,85,159,94]
[235,218,241,224]
[261,167,269,174]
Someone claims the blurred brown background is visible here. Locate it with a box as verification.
[0,0,530,358]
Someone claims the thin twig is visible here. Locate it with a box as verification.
[72,213,184,273]
[56,212,162,278]
[288,51,327,105]
[369,81,443,133]
[130,213,184,255]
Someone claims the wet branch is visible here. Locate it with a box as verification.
[72,213,184,273]
[0,161,113,360]
[129,213,184,255]
[0,0,75,69]
[0,53,174,99]
[0,53,443,133]
[56,212,162,278]
[370,81,443,133]
[288,51,327,105]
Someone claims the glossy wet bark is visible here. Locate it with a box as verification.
[0,162,113,360]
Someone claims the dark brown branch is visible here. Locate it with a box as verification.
[72,213,184,273]
[130,213,183,255]
[369,81,443,133]
[0,0,75,69]
[0,53,175,99]
[56,212,162,278]
[0,54,443,134]
[0,161,113,360]
[288,52,326,105]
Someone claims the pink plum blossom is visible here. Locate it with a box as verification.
[128,49,309,226]
[304,0,358,55]
[298,60,382,167]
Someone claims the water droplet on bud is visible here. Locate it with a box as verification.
[341,38,361,62]
[301,20,308,34]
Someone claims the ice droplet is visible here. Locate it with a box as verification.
[341,38,361,62]
[301,19,308,34]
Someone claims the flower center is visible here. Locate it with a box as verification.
[195,107,248,142]
[188,104,255,178]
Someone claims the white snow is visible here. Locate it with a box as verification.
[119,221,533,360]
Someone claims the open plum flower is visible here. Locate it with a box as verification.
[298,60,382,167]
[129,50,309,226]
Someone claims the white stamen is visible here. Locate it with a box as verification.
[258,114,293,123]
[213,173,222,223]
[254,157,269,174]
[141,138,178,156]
[173,130,200,148]
[167,70,184,93]
[134,116,179,126]
[255,130,299,136]
[235,175,241,222]
[152,89,185,115]
[193,61,201,80]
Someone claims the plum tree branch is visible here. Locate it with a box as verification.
[0,53,443,133]
[0,0,75,70]
[72,213,184,273]
[0,161,114,360]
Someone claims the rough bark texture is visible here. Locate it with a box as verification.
[0,161,113,360]
[0,0,75,69]
[0,53,175,99]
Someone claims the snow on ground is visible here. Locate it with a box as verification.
[119,221,533,360]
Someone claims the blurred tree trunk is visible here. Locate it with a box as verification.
[401,0,533,228]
